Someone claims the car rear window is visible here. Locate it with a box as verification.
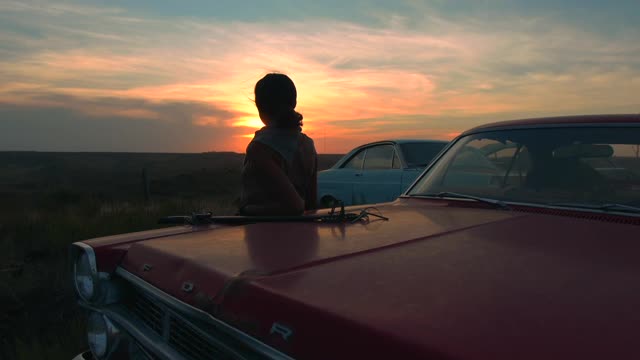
[400,142,447,167]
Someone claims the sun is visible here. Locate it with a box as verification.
[232,116,264,129]
[232,116,264,140]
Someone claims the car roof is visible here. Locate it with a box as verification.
[361,139,449,147]
[392,139,449,144]
[463,114,640,136]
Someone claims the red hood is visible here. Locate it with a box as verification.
[86,225,211,272]
[223,206,640,359]
[119,200,519,306]
[114,200,640,359]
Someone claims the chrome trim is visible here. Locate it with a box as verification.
[73,242,98,276]
[87,311,123,360]
[99,272,111,280]
[116,267,295,360]
[130,340,158,360]
[103,314,123,359]
[125,289,248,360]
[80,303,187,360]
[391,143,407,169]
[71,350,93,360]
[72,242,99,303]
[71,242,124,305]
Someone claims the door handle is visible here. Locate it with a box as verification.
[355,173,363,177]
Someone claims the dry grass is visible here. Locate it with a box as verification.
[0,197,239,359]
[0,151,342,359]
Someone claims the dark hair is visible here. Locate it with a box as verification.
[254,73,303,128]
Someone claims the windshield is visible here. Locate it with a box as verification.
[400,142,448,167]
[407,126,640,207]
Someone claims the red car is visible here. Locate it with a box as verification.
[72,114,640,360]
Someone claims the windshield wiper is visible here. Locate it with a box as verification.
[549,202,640,214]
[418,191,511,210]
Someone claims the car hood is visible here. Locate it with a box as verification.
[120,201,519,305]
[223,205,640,359]
[118,200,640,359]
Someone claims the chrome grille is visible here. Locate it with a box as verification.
[125,285,260,360]
[131,341,162,360]
[169,316,234,360]
[131,290,164,335]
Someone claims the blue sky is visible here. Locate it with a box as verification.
[0,0,638,153]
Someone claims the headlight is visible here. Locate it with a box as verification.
[87,312,120,359]
[71,242,124,305]
[72,242,99,302]
[75,251,95,300]
[88,312,108,358]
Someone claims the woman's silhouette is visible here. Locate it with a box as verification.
[238,73,318,215]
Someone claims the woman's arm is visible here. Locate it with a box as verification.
[243,141,305,215]
[306,152,318,211]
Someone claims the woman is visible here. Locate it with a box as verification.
[238,73,318,216]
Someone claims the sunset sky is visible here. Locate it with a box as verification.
[1,0,639,153]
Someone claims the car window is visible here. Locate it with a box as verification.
[441,139,531,188]
[399,142,447,167]
[363,145,395,170]
[580,144,640,182]
[409,127,640,207]
[342,149,366,170]
[392,150,401,169]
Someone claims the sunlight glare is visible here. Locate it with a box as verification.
[232,116,264,129]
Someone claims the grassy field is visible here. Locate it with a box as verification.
[0,151,343,360]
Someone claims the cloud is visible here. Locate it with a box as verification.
[0,1,123,16]
[0,0,639,153]
[0,93,244,152]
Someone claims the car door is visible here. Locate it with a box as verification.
[317,148,366,206]
[353,144,403,204]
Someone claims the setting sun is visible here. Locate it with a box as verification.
[232,116,264,130]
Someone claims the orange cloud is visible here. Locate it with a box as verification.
[2,3,639,153]
[446,132,462,139]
